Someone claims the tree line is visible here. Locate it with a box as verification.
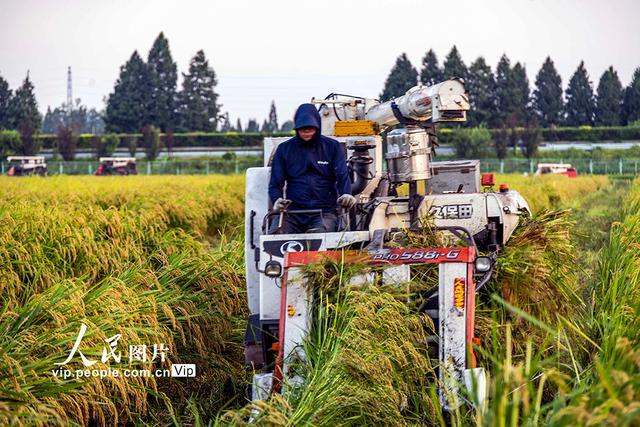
[380,46,640,128]
[0,72,43,155]
[2,37,640,153]
[104,33,288,134]
[0,32,292,154]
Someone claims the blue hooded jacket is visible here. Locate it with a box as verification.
[269,103,351,211]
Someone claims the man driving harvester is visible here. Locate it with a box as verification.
[268,103,356,234]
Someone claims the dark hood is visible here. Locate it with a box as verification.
[294,103,321,132]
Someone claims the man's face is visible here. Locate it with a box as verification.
[297,127,316,142]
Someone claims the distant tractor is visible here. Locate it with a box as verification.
[535,163,577,178]
[95,157,137,176]
[6,156,48,176]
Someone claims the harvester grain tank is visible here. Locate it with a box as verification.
[244,79,531,412]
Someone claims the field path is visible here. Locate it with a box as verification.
[568,177,631,285]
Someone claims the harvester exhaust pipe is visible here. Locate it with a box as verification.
[349,147,373,195]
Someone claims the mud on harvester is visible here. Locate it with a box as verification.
[243,79,531,412]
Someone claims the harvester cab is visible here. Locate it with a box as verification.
[244,79,531,411]
[6,156,48,176]
[95,157,137,176]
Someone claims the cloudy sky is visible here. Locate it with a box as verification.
[1,0,638,126]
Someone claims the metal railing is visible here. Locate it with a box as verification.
[2,158,640,176]
[478,158,640,175]
[0,158,264,175]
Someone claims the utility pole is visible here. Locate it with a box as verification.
[66,66,73,112]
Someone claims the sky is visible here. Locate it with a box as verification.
[1,0,639,126]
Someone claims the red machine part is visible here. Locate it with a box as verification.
[481,173,495,187]
[273,247,479,392]
[285,247,475,266]
[466,260,477,368]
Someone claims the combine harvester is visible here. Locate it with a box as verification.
[6,156,48,176]
[535,163,577,177]
[95,157,138,175]
[243,79,531,412]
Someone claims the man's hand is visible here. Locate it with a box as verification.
[273,198,292,212]
[337,194,357,209]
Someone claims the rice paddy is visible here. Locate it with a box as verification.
[0,174,638,426]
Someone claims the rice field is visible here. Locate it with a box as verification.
[0,174,638,426]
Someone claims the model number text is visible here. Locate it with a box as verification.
[429,204,473,219]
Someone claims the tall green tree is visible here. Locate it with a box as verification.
[246,119,259,133]
[147,32,178,131]
[280,120,294,132]
[177,50,220,132]
[43,100,104,134]
[220,112,232,132]
[494,54,519,125]
[622,67,640,125]
[493,126,510,159]
[512,62,531,122]
[42,106,55,133]
[56,124,78,160]
[10,73,42,156]
[564,61,595,126]
[8,72,41,131]
[268,101,278,133]
[521,120,542,159]
[379,53,418,101]
[419,49,443,86]
[141,125,162,160]
[18,122,40,155]
[0,73,12,129]
[532,57,563,127]
[467,57,495,126]
[105,51,151,133]
[595,66,623,126]
[443,46,468,81]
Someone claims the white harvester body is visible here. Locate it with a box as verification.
[244,79,530,412]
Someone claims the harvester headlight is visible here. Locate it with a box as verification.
[264,260,282,278]
[475,256,492,273]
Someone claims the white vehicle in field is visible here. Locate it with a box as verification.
[535,163,577,177]
[6,156,48,176]
[95,157,137,175]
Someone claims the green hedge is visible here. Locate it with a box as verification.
[35,132,295,150]
[32,127,640,150]
[537,126,640,141]
[437,126,640,144]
